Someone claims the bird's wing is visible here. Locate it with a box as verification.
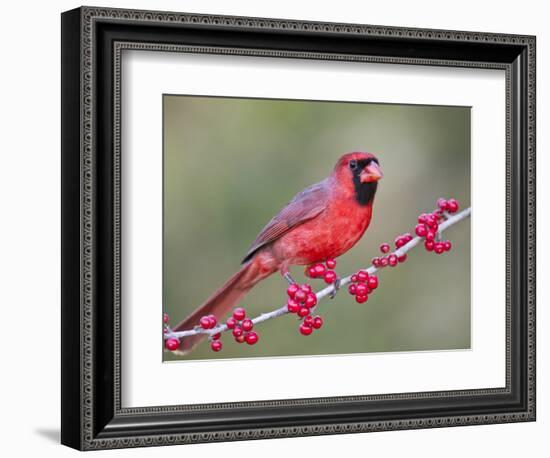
[242,180,329,263]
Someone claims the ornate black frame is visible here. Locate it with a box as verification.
[61,6,536,450]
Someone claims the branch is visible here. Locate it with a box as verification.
[165,205,471,342]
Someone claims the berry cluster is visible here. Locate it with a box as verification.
[199,314,218,330]
[415,197,459,254]
[299,315,324,336]
[225,307,259,347]
[197,313,223,352]
[163,313,181,352]
[437,197,459,213]
[347,270,379,303]
[371,234,412,268]
[286,283,316,315]
[305,258,338,284]
[286,283,323,336]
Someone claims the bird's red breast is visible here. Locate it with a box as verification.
[270,193,374,266]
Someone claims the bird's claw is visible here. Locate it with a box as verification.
[284,272,296,285]
[329,278,341,299]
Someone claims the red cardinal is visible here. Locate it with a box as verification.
[172,152,382,353]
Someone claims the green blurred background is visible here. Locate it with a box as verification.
[163,95,471,361]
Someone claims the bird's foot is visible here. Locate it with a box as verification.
[284,272,297,285]
[329,277,341,299]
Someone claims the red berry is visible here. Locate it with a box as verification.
[398,254,407,263]
[356,283,368,296]
[425,240,435,251]
[245,331,259,345]
[303,315,315,327]
[444,240,452,251]
[430,222,439,232]
[294,289,307,302]
[388,254,398,266]
[395,236,406,248]
[208,315,217,328]
[380,257,389,267]
[447,199,459,213]
[380,243,391,253]
[434,243,445,254]
[437,198,448,211]
[199,316,211,329]
[357,270,369,282]
[425,231,435,242]
[233,307,246,321]
[235,334,245,344]
[212,332,221,340]
[326,258,337,269]
[355,295,368,304]
[305,293,317,308]
[367,275,379,289]
[324,270,337,284]
[298,307,310,318]
[351,274,358,282]
[415,224,428,237]
[372,257,381,267]
[306,266,317,278]
[287,283,299,298]
[300,284,312,294]
[226,317,237,329]
[348,284,357,295]
[165,338,180,351]
[163,313,169,324]
[418,213,429,224]
[314,264,326,276]
[241,319,254,331]
[287,298,300,313]
[403,233,413,242]
[232,326,243,338]
[312,316,323,329]
[210,340,222,352]
[299,323,313,335]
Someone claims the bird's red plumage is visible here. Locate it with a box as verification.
[172,152,381,354]
[242,180,329,263]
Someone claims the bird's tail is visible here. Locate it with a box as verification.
[170,258,274,355]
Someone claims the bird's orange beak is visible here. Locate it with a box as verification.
[360,162,383,183]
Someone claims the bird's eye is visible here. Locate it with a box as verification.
[349,160,357,170]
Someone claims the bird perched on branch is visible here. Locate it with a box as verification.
[172,152,382,353]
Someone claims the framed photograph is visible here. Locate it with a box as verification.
[61,6,536,450]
